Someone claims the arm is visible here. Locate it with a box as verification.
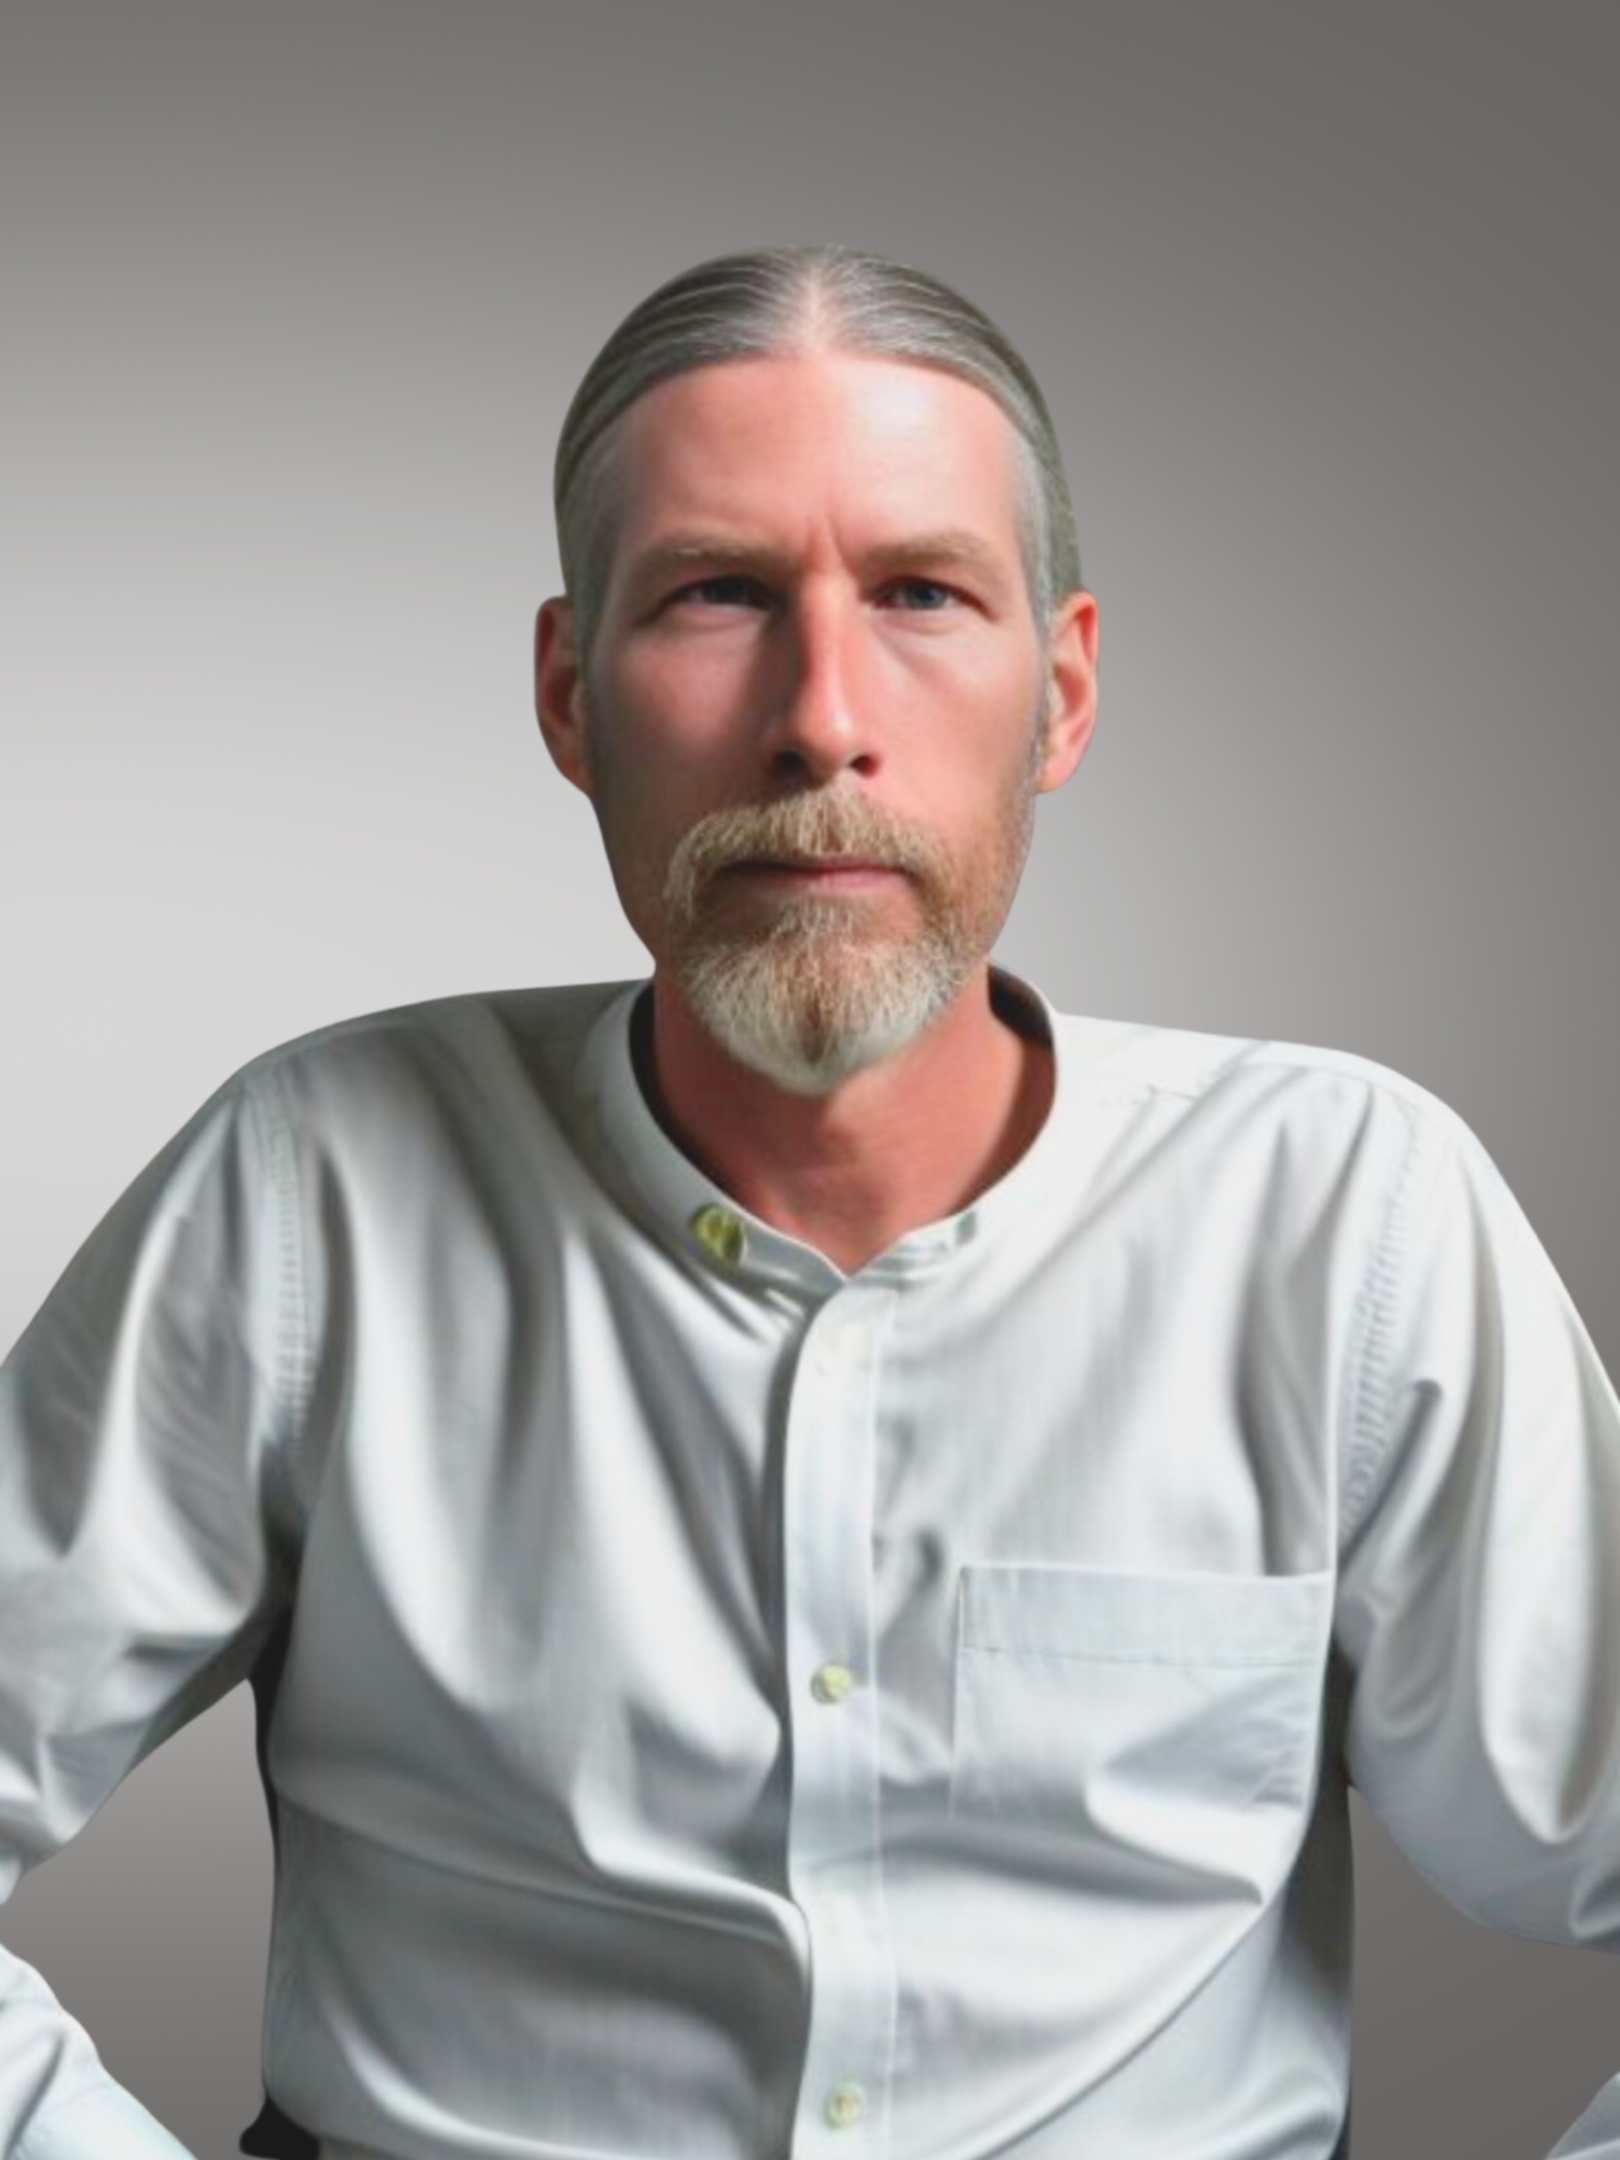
[1334,1089,1620,2157]
[1549,2082,1620,2159]
[0,1069,306,2159]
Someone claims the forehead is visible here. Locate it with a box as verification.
[610,348,1026,556]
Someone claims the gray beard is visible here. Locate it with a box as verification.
[660,782,1034,1097]
[675,896,970,1096]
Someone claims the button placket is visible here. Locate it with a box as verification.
[824,2081,868,2129]
[780,1291,898,2154]
[811,1661,856,1705]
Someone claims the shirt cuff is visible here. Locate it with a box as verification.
[15,2076,199,2160]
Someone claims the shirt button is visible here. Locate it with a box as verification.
[825,2081,867,2129]
[688,1202,746,1267]
[810,1662,855,1704]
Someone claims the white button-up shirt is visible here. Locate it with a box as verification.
[4,970,1620,2160]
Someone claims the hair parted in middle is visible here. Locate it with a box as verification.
[553,243,1083,661]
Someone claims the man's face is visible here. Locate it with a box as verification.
[537,347,1097,1093]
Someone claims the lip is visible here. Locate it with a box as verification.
[726,858,904,890]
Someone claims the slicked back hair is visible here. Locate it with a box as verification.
[553,244,1082,661]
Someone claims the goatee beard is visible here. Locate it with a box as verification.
[661,787,1030,1097]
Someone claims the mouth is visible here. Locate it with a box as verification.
[723,856,906,892]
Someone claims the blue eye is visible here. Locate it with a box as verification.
[886,578,959,610]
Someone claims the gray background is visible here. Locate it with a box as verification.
[2,2,1616,2153]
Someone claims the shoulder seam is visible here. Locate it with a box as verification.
[1338,1090,1435,1545]
[231,980,642,1081]
[243,1068,313,1538]
[1235,1046,1453,1117]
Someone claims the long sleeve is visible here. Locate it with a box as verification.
[0,1068,306,2159]
[1334,1089,1620,2155]
[1548,2077,1620,2157]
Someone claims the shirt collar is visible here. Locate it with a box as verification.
[576,967,1069,1297]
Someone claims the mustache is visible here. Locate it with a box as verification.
[664,791,945,912]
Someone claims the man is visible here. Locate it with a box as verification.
[2,244,1619,2160]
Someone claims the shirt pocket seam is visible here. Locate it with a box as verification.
[957,1562,1335,1663]
[959,1640,1322,1668]
[948,1566,1335,1846]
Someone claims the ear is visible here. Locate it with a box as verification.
[1033,587,1099,794]
[535,596,594,797]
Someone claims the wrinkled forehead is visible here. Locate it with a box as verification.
[608,349,1032,563]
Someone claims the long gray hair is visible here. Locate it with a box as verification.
[553,244,1082,659]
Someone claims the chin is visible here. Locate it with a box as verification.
[676,924,967,1096]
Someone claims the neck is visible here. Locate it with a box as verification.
[635,965,1053,1274]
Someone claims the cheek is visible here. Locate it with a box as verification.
[587,744,720,920]
[614,631,764,739]
[586,670,743,811]
[879,642,1046,770]
[886,608,1039,685]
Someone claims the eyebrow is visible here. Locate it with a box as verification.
[622,528,1016,602]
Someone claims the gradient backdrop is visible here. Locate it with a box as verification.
[3,4,1617,2154]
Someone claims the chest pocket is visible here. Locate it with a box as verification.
[949,1564,1335,1895]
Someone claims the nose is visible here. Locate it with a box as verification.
[758,584,877,788]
